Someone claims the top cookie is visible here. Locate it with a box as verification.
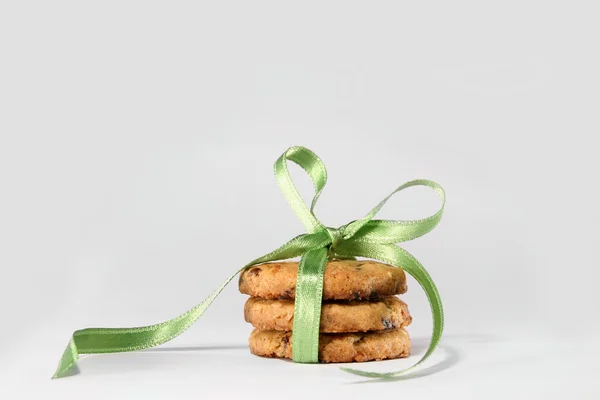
[238,260,407,300]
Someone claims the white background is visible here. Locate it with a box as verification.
[1,1,599,399]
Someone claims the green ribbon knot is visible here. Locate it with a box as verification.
[325,226,344,247]
[52,146,446,380]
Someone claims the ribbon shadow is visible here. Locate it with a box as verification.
[76,344,248,376]
[143,344,248,352]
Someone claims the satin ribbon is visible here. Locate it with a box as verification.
[53,146,445,379]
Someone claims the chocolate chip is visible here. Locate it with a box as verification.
[369,291,380,301]
[279,289,294,300]
[382,318,393,329]
[352,291,361,300]
[248,267,261,277]
[282,335,290,350]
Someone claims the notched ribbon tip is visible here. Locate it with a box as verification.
[52,364,80,379]
[52,339,80,379]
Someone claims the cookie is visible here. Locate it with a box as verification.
[239,260,407,300]
[249,328,410,363]
[244,296,411,333]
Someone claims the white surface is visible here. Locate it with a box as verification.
[1,1,599,399]
[6,331,600,399]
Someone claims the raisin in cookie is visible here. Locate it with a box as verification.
[249,328,410,363]
[244,296,411,333]
[239,260,407,300]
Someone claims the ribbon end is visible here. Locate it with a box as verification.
[340,366,397,379]
[52,339,80,379]
[52,362,80,379]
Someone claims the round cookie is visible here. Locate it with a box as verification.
[249,328,410,363]
[244,296,412,333]
[238,260,407,300]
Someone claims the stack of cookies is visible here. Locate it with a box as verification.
[239,259,412,363]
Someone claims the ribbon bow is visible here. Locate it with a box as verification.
[53,146,445,379]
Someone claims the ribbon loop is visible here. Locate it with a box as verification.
[343,179,446,243]
[274,146,328,234]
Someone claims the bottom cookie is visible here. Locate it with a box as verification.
[249,328,410,363]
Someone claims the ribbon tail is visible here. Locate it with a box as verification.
[335,242,443,378]
[52,270,241,379]
[53,232,331,379]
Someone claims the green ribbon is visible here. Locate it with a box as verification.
[53,146,445,379]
